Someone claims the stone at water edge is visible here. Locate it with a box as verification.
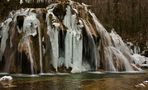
[0,76,13,87]
[135,83,146,88]
[135,80,148,88]
[143,81,148,85]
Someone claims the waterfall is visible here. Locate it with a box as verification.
[1,1,145,74]
[104,47,116,71]
[109,30,136,71]
[110,47,133,71]
[64,5,73,69]
[70,14,83,73]
[51,28,59,71]
[65,31,73,68]
[64,5,84,73]
[22,12,44,74]
[89,11,134,71]
[23,11,43,73]
[26,38,34,74]
[89,11,116,71]
[0,18,12,61]
[46,10,59,71]
[37,21,43,74]
[82,20,99,70]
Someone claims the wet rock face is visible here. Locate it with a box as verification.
[0,0,141,74]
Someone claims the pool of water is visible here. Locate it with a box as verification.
[0,71,148,90]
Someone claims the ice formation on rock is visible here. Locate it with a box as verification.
[0,0,145,74]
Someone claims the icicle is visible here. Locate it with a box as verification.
[0,18,12,61]
[46,10,59,71]
[37,20,43,74]
[63,6,85,72]
[20,0,23,4]
[23,14,37,37]
[52,28,59,71]
[64,31,73,68]
[47,26,59,71]
[63,6,72,29]
[71,33,83,73]
[64,5,73,69]
[71,14,83,73]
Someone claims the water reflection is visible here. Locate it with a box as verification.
[0,73,148,90]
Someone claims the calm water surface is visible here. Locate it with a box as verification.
[0,71,148,90]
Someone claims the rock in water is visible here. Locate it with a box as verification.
[0,76,13,87]
[135,83,146,88]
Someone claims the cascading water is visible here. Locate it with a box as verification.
[89,11,118,71]
[63,5,73,69]
[46,9,59,72]
[69,14,83,73]
[0,18,12,61]
[37,19,43,74]
[26,38,35,74]
[0,0,144,74]
[82,19,99,70]
[89,11,135,71]
[109,30,134,71]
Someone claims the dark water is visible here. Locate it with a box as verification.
[0,71,148,90]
